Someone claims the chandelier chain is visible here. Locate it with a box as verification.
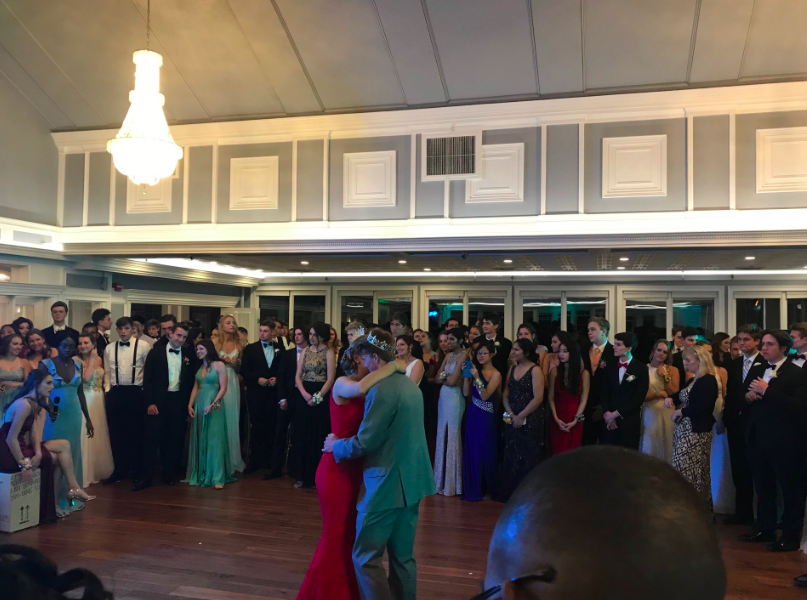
[146,0,151,50]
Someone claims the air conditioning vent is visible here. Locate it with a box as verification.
[421,132,482,181]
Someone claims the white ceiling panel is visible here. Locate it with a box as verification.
[131,0,285,119]
[740,0,807,78]
[228,0,322,114]
[273,0,406,110]
[531,0,584,95]
[583,0,698,89]
[689,0,755,83]
[425,0,538,100]
[374,0,447,105]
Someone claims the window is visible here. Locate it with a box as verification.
[189,307,221,336]
[259,296,290,325]
[787,298,807,325]
[567,297,606,341]
[736,298,780,331]
[673,299,715,340]
[428,296,463,336]
[130,303,162,322]
[625,300,666,363]
[293,295,326,329]
[340,295,372,334]
[522,298,561,348]
[378,296,412,332]
[469,297,505,332]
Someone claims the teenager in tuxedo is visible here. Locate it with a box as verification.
[241,319,283,473]
[133,323,195,491]
[103,317,149,483]
[264,326,308,480]
[671,326,698,387]
[723,324,762,526]
[788,322,807,369]
[92,308,112,357]
[42,301,80,349]
[670,324,685,355]
[581,317,614,446]
[601,332,650,449]
[741,329,807,552]
[273,318,293,351]
[482,313,511,381]
[151,314,177,349]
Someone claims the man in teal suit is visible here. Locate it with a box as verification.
[324,329,435,600]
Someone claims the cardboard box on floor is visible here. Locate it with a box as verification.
[0,470,40,532]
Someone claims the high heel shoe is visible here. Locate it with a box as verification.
[67,489,96,506]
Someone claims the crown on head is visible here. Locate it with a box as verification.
[367,332,395,353]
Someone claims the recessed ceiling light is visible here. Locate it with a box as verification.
[398,260,407,264]
[745,256,755,260]
[619,257,629,262]
[423,268,431,271]
[503,259,513,264]
[300,261,309,265]
[617,266,625,270]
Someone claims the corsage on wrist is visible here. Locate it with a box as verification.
[19,458,32,471]
[312,391,324,405]
[502,411,513,424]
[574,413,585,423]
[474,377,486,393]
[439,371,448,381]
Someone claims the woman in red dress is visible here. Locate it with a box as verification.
[296,340,402,600]
[548,331,590,455]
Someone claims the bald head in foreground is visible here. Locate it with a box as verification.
[480,447,726,600]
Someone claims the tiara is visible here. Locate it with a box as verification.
[368,333,395,353]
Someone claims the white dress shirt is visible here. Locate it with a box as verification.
[166,344,182,392]
[53,323,66,333]
[618,356,632,383]
[763,357,787,383]
[104,338,148,391]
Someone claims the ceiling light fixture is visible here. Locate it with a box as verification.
[301,261,309,265]
[617,266,625,270]
[745,256,755,260]
[424,268,431,271]
[398,260,407,264]
[107,0,182,186]
[619,257,629,261]
[503,259,513,264]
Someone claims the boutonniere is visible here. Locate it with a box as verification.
[770,370,778,379]
[599,360,606,369]
[625,374,636,382]
[183,357,190,365]
[753,362,762,367]
[494,341,501,348]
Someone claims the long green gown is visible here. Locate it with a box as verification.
[185,366,236,487]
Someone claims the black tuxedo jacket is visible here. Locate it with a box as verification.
[42,325,79,349]
[746,360,807,450]
[671,352,686,389]
[142,343,196,411]
[724,353,766,429]
[490,336,513,379]
[241,340,283,399]
[601,357,650,441]
[275,347,301,402]
[582,342,615,409]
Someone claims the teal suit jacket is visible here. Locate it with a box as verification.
[333,372,435,513]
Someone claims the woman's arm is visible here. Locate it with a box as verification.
[548,369,559,421]
[472,368,500,401]
[4,401,32,465]
[320,349,336,396]
[514,367,545,425]
[446,353,467,387]
[407,360,424,385]
[541,352,558,379]
[333,362,400,400]
[502,369,512,414]
[666,367,680,396]
[295,349,310,400]
[187,378,200,418]
[76,364,93,437]
[21,358,31,382]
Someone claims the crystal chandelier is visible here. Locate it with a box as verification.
[107,0,182,186]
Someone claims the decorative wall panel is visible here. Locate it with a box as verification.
[602,134,667,198]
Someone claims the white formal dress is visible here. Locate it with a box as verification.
[640,364,675,463]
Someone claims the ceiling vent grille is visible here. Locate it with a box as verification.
[421,132,482,181]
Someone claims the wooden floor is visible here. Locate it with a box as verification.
[1,473,806,600]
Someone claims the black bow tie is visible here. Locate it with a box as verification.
[169,348,180,354]
[768,363,779,369]
[262,341,270,347]
[119,341,130,347]
[796,354,806,360]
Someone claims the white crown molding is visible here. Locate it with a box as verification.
[756,126,807,193]
[124,289,238,307]
[51,82,807,151]
[73,257,258,287]
[0,282,66,297]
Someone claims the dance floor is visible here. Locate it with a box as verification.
[0,474,804,600]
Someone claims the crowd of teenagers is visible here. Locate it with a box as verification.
[2,303,807,569]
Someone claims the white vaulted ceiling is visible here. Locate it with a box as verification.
[2,0,807,131]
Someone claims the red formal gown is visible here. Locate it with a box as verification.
[295,395,365,600]
[549,377,584,455]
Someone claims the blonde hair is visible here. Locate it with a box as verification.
[215,314,245,352]
[682,344,715,378]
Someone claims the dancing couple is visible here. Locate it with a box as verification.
[296,329,434,600]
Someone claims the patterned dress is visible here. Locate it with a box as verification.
[498,364,546,502]
[289,347,331,487]
[0,365,25,413]
[672,378,714,511]
[434,352,464,496]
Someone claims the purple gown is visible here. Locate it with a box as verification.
[462,373,498,502]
